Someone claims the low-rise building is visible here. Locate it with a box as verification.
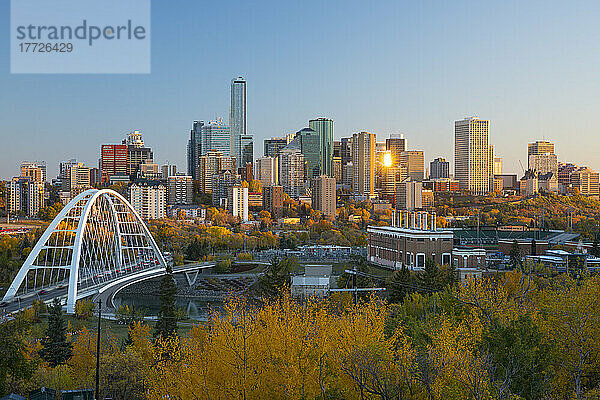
[368,211,453,270]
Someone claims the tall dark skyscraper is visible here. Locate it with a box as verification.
[309,118,334,177]
[230,77,247,164]
[385,134,406,167]
[430,157,450,179]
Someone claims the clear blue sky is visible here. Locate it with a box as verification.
[1,0,600,179]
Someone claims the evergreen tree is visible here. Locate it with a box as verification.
[38,299,73,367]
[509,239,522,269]
[419,258,439,291]
[154,273,178,339]
[387,265,411,303]
[259,256,297,297]
[591,234,600,258]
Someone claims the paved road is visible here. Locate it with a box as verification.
[0,262,217,315]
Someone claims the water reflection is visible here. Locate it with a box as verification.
[114,293,221,320]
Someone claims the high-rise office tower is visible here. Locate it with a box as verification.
[351,131,376,198]
[198,150,236,193]
[161,164,177,180]
[230,77,247,164]
[430,157,450,179]
[400,151,425,181]
[529,154,558,176]
[212,170,242,206]
[287,128,321,178]
[493,157,503,175]
[312,175,336,218]
[241,134,254,166]
[340,137,352,165]
[254,156,278,186]
[188,120,232,179]
[20,161,46,183]
[385,134,406,166]
[101,144,128,178]
[309,117,334,177]
[125,131,153,176]
[263,137,288,158]
[528,140,555,163]
[62,162,91,197]
[454,117,491,195]
[278,148,305,199]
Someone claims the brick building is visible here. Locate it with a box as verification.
[367,211,453,270]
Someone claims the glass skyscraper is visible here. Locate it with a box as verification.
[309,117,334,177]
[230,77,247,164]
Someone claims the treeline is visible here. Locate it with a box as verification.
[3,270,600,399]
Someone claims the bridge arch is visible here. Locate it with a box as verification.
[2,189,166,313]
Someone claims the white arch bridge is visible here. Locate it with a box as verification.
[2,189,168,314]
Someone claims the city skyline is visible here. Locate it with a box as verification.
[2,1,600,178]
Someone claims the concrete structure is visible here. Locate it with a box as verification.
[385,134,406,166]
[20,161,46,183]
[312,175,336,218]
[289,127,321,178]
[198,150,236,193]
[254,156,278,186]
[400,151,425,181]
[528,140,554,162]
[161,164,177,180]
[228,185,249,222]
[167,175,193,205]
[570,167,600,196]
[2,189,167,314]
[279,148,305,198]
[368,211,452,270]
[291,265,332,298]
[263,137,289,158]
[125,131,153,176]
[455,117,491,194]
[430,157,449,179]
[423,178,460,192]
[6,177,45,217]
[128,180,166,220]
[309,117,334,177]
[230,77,247,164]
[351,131,376,198]
[62,162,91,198]
[187,120,232,179]
[167,204,206,219]
[493,157,503,175]
[101,144,128,178]
[396,180,422,211]
[263,185,284,219]
[211,171,242,206]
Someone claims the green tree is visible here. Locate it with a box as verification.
[387,265,411,303]
[38,299,73,367]
[154,273,178,339]
[0,315,35,394]
[510,239,522,269]
[591,234,600,258]
[483,316,552,400]
[258,256,298,297]
[419,258,439,291]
